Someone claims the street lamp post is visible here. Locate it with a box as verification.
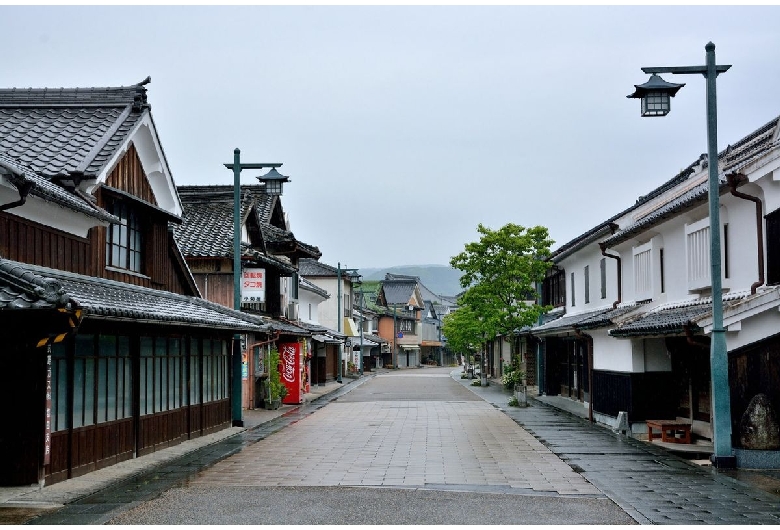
[224,149,282,427]
[393,305,398,369]
[628,42,735,468]
[337,263,343,383]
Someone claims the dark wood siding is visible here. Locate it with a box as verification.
[592,370,677,420]
[194,273,235,308]
[729,333,780,447]
[1,148,191,295]
[766,208,780,285]
[137,409,188,456]
[104,143,158,205]
[0,213,91,275]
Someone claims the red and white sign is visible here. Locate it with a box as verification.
[44,352,52,466]
[279,342,302,404]
[241,268,266,303]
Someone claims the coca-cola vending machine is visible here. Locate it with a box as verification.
[279,342,302,404]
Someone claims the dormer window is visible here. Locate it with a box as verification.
[106,199,143,273]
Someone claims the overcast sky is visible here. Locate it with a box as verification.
[4,5,780,269]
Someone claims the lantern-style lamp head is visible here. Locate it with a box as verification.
[627,74,686,117]
[257,167,289,196]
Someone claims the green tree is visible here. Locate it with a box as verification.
[450,223,554,349]
[441,304,483,363]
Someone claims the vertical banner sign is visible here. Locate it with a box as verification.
[44,348,52,466]
[279,342,301,405]
[241,268,266,303]
[302,340,310,394]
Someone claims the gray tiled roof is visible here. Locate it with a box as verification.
[0,82,149,179]
[0,258,263,331]
[557,115,780,255]
[603,116,780,248]
[0,153,117,223]
[175,186,320,261]
[238,312,309,335]
[174,187,252,258]
[299,276,329,298]
[362,333,387,344]
[298,258,337,276]
[608,291,752,338]
[298,321,344,339]
[243,246,296,275]
[602,174,729,248]
[575,303,646,330]
[382,280,417,306]
[0,258,74,310]
[608,303,712,338]
[531,306,615,334]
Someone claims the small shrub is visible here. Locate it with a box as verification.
[502,363,525,391]
[508,396,520,407]
[471,380,482,387]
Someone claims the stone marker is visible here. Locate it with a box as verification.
[739,393,780,450]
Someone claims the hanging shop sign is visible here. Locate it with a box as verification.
[241,268,266,303]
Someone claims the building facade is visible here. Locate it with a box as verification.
[0,81,262,485]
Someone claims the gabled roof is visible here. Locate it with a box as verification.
[555,116,780,257]
[381,276,423,307]
[175,185,320,263]
[0,153,117,223]
[0,82,148,179]
[0,78,182,218]
[299,276,329,299]
[298,258,358,278]
[0,258,262,331]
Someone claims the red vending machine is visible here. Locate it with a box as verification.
[279,342,302,404]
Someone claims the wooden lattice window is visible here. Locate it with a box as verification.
[105,199,143,273]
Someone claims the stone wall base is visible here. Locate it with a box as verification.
[734,448,780,469]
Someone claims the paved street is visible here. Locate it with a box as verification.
[104,368,629,525]
[9,366,780,525]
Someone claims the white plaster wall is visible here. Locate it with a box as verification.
[559,244,618,313]
[726,308,780,351]
[0,188,103,238]
[305,277,339,330]
[591,329,634,371]
[299,288,324,325]
[610,194,762,305]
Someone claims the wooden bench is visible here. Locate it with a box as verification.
[646,419,692,444]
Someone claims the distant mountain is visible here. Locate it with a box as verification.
[359,265,464,297]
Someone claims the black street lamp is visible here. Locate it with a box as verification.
[257,167,289,196]
[627,74,686,117]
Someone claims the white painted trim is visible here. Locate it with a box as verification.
[85,112,182,217]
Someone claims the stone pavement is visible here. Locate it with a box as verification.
[0,376,361,525]
[457,373,780,524]
[186,371,600,495]
[5,367,780,525]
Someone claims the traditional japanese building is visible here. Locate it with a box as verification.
[0,80,263,486]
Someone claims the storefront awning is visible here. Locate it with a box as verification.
[343,317,359,337]
[311,334,342,344]
[399,345,420,350]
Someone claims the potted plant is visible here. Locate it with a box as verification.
[265,348,288,410]
[502,361,527,407]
